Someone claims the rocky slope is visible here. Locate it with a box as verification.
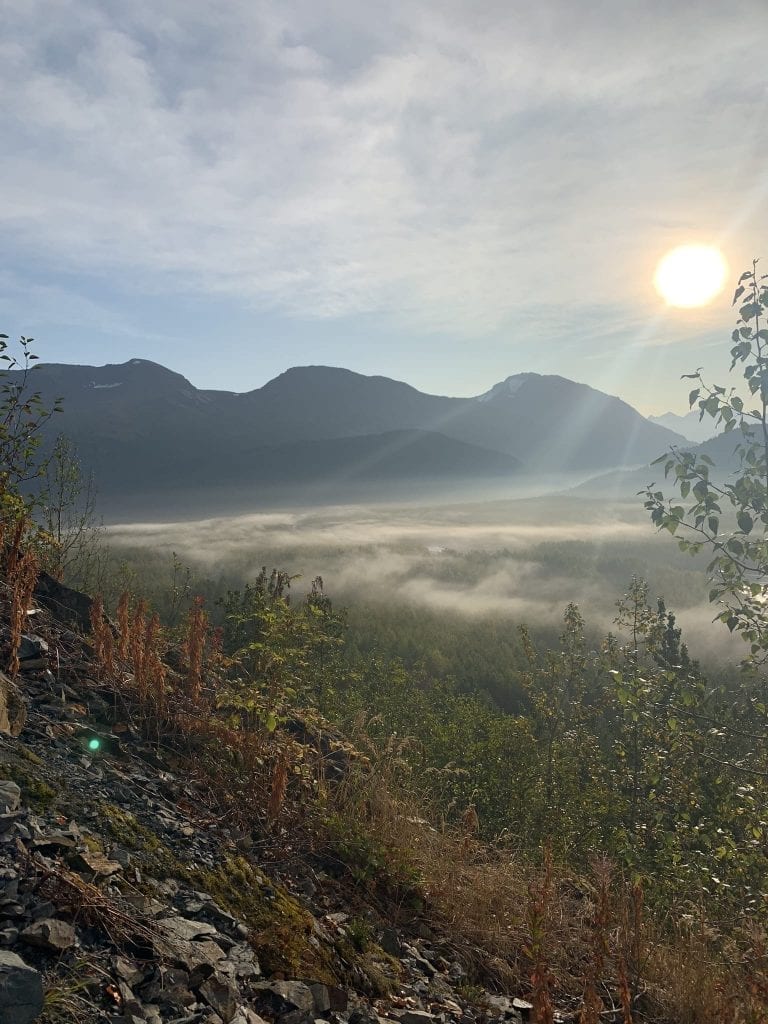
[0,579,538,1024]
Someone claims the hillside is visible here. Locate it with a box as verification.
[1,533,767,1022]
[2,572,541,1024]
[568,424,744,501]
[19,360,683,509]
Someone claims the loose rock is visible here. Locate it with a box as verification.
[21,917,77,952]
[0,781,21,814]
[0,949,44,1024]
[200,971,240,1022]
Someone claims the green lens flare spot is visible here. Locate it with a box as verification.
[88,738,101,752]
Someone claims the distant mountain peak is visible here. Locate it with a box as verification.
[477,373,539,402]
[648,409,718,444]
[257,364,426,401]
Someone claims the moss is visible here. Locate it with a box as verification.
[25,778,57,811]
[19,744,44,766]
[81,833,103,853]
[187,855,338,983]
[333,933,400,996]
[97,807,392,990]
[0,760,58,811]
[97,803,187,880]
[358,956,397,997]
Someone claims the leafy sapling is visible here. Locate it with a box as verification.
[644,261,768,664]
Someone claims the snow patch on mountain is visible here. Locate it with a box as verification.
[476,373,537,402]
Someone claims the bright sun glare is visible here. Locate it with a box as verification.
[654,244,727,308]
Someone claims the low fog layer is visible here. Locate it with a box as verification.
[106,495,742,663]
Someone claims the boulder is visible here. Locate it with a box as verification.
[348,1009,380,1024]
[17,634,48,669]
[0,781,21,814]
[379,927,402,957]
[33,571,95,632]
[0,950,44,1024]
[21,917,77,953]
[0,673,26,736]
[139,966,194,1008]
[232,1010,269,1024]
[394,1012,436,1024]
[310,983,331,1015]
[199,971,240,1022]
[264,980,315,1012]
[68,849,123,879]
[157,915,220,944]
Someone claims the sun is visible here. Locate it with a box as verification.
[654,244,728,308]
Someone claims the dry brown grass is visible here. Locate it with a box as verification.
[35,856,157,954]
[322,723,768,1023]
[183,595,207,703]
[579,857,611,1024]
[0,514,40,675]
[90,592,171,736]
[89,595,114,676]
[525,845,555,1024]
[267,749,291,825]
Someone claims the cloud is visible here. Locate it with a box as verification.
[2,0,768,339]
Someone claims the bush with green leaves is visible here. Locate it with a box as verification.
[0,334,61,516]
[644,262,768,663]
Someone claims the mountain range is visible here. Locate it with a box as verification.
[21,359,685,514]
[648,409,718,443]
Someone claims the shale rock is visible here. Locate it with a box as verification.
[0,780,21,813]
[21,917,77,952]
[199,971,240,1022]
[0,949,44,1024]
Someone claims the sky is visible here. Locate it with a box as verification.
[2,0,768,414]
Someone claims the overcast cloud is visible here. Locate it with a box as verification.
[2,1,768,405]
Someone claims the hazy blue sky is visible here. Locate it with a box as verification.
[2,0,767,413]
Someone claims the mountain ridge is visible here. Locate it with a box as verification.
[20,358,686,510]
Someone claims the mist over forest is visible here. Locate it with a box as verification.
[103,492,740,670]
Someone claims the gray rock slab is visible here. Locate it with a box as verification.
[158,916,221,943]
[21,917,77,952]
[0,950,44,1024]
[310,983,331,1014]
[232,1010,269,1024]
[200,971,239,1022]
[397,1012,437,1024]
[270,980,315,1012]
[0,781,21,814]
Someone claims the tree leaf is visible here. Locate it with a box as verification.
[738,511,754,534]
